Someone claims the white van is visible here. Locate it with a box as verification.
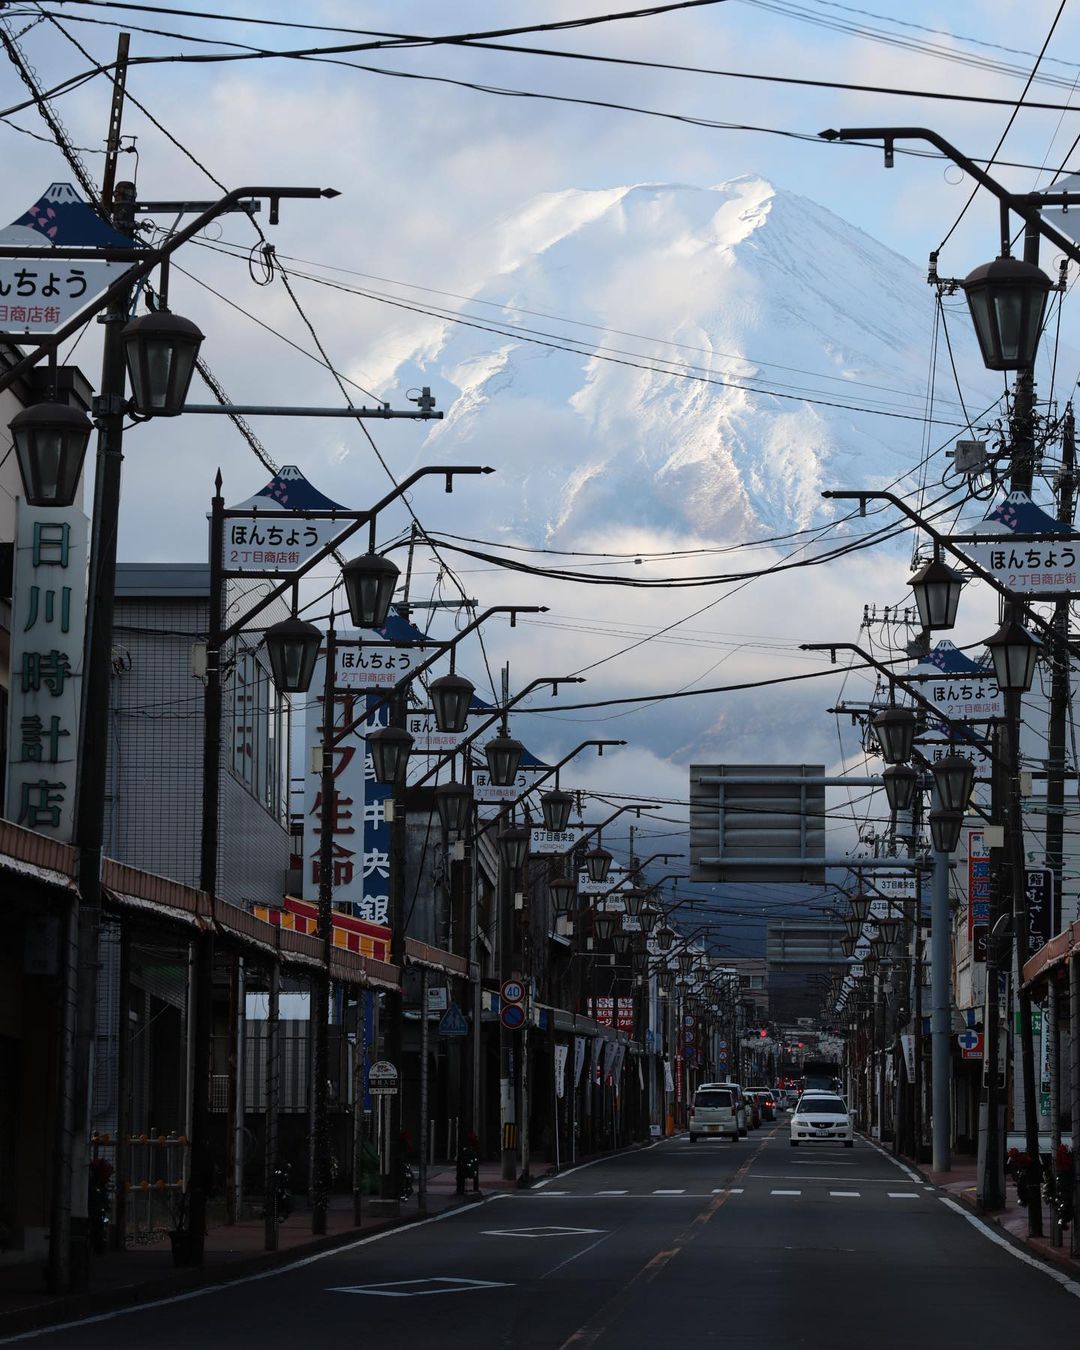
[689,1084,740,1142]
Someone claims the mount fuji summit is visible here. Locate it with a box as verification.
[393,175,993,545]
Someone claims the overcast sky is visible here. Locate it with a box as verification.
[1,1,1075,944]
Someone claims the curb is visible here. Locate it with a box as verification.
[534,1134,660,1184]
[0,1195,476,1341]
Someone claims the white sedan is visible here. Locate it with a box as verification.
[789,1094,854,1147]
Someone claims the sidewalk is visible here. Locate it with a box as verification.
[908,1150,1080,1278]
[0,1162,513,1340]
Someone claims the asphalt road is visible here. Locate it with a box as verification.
[12,1122,1080,1349]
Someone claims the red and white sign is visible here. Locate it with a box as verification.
[957,1030,983,1060]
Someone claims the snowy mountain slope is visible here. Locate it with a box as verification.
[391,175,998,542]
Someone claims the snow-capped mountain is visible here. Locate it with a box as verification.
[394,175,994,542]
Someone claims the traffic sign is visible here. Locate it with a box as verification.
[501,979,526,1005]
[438,1002,469,1037]
[957,1030,983,1059]
[369,1060,398,1083]
[500,1003,526,1031]
[370,1085,398,1096]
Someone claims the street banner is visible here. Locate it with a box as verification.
[405,709,490,753]
[531,825,586,854]
[1025,868,1056,960]
[554,1043,568,1099]
[579,865,628,896]
[664,1058,674,1093]
[961,491,1079,596]
[965,826,992,957]
[910,641,1004,722]
[473,764,548,804]
[573,1036,587,1088]
[224,465,351,574]
[590,1035,604,1088]
[900,1034,916,1082]
[4,503,88,841]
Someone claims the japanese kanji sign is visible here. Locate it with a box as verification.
[4,502,88,840]
[961,491,1079,596]
[0,183,134,332]
[224,465,351,575]
[911,641,1005,722]
[965,826,991,960]
[336,635,418,690]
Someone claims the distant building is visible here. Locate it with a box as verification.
[727,956,769,1026]
[765,918,846,1025]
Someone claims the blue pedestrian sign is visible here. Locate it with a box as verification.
[438,1002,469,1037]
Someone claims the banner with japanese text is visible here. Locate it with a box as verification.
[4,502,88,840]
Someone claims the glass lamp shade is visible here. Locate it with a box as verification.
[428,673,475,734]
[121,310,204,415]
[612,929,633,957]
[843,914,862,941]
[484,734,524,787]
[849,892,871,925]
[497,824,531,871]
[621,887,646,918]
[639,906,660,936]
[677,949,695,976]
[264,616,321,694]
[877,912,902,946]
[984,619,1039,694]
[909,556,964,631]
[342,552,399,629]
[584,845,613,883]
[929,807,964,854]
[882,763,919,813]
[962,255,1052,372]
[368,725,414,784]
[547,877,578,916]
[631,950,648,977]
[10,401,91,507]
[592,910,618,942]
[840,934,856,958]
[658,968,674,993]
[932,753,976,813]
[434,780,472,835]
[872,705,917,765]
[655,925,675,952]
[540,788,574,833]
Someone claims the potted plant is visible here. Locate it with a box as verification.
[1047,1144,1075,1227]
[167,1186,196,1266]
[88,1157,113,1254]
[1006,1147,1035,1206]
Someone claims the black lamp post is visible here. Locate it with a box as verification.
[341,551,400,629]
[639,906,660,937]
[612,929,633,958]
[497,824,531,872]
[655,925,675,953]
[843,913,862,941]
[841,935,857,958]
[592,910,618,943]
[264,616,321,694]
[428,672,475,734]
[485,733,524,787]
[548,877,578,916]
[121,309,204,415]
[368,725,414,784]
[877,911,902,946]
[929,808,964,854]
[909,555,964,630]
[872,705,917,764]
[850,892,871,925]
[584,845,613,884]
[9,401,92,507]
[931,753,976,813]
[882,763,918,813]
[434,781,472,835]
[621,887,646,918]
[541,788,574,833]
[961,255,1052,372]
[985,619,1040,693]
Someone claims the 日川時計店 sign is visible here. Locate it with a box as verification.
[4,504,88,841]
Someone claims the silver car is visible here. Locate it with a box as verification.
[689,1085,740,1141]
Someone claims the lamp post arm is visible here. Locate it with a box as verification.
[818,127,1080,265]
[411,675,586,787]
[219,465,494,643]
[0,185,337,396]
[471,741,629,843]
[801,638,1011,772]
[331,605,547,748]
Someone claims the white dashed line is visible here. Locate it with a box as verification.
[652,1189,686,1195]
[711,1187,744,1194]
[830,1191,862,1197]
[771,1189,801,1196]
[595,1190,627,1196]
[888,1192,920,1199]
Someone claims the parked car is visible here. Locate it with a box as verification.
[789,1093,854,1147]
[746,1089,776,1122]
[704,1081,748,1137]
[688,1084,740,1142]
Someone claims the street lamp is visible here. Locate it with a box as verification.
[121,309,204,415]
[368,725,414,784]
[434,781,472,835]
[841,935,857,958]
[584,845,613,884]
[929,808,964,854]
[984,619,1040,693]
[962,256,1052,372]
[428,672,475,734]
[931,753,976,813]
[909,555,964,630]
[592,910,618,942]
[485,733,524,787]
[497,824,531,872]
[655,925,675,953]
[882,763,918,813]
[621,887,646,918]
[872,705,916,765]
[9,401,92,507]
[849,892,871,925]
[264,616,321,694]
[341,551,400,630]
[876,910,902,946]
[612,929,633,957]
[843,913,862,941]
[541,788,574,833]
[548,877,578,916]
